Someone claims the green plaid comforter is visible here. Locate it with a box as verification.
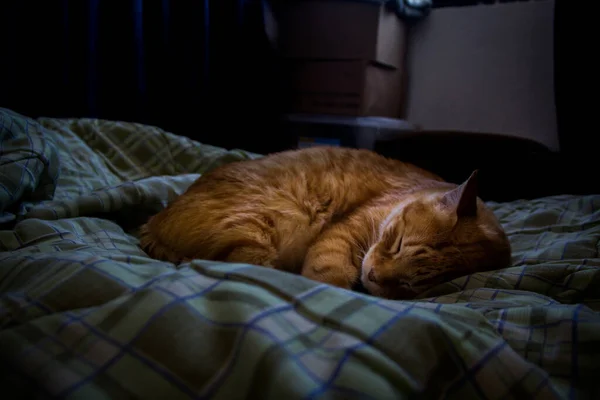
[0,107,598,399]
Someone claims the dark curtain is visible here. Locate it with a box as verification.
[0,0,285,153]
[554,0,599,158]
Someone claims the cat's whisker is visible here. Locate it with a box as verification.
[368,213,378,245]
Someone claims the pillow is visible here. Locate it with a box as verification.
[0,108,60,224]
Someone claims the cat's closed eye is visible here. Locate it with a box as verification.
[412,248,428,257]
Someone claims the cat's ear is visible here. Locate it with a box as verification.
[441,170,479,218]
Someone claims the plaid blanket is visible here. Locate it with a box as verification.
[0,107,599,399]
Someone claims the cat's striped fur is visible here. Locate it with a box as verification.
[139,147,511,299]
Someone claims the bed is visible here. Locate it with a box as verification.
[1,107,598,399]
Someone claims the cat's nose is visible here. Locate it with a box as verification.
[367,269,377,282]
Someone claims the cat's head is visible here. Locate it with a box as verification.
[360,170,511,300]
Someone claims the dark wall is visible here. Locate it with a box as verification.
[554,0,599,158]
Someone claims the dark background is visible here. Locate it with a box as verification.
[0,0,287,154]
[0,0,598,201]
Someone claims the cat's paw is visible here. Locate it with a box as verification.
[301,263,356,290]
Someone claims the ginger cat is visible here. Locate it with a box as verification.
[139,147,511,299]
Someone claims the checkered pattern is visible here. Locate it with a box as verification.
[0,109,60,224]
[0,108,599,399]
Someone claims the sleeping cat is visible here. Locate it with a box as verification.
[139,146,511,299]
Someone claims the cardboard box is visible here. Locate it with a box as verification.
[278,0,406,69]
[287,59,405,118]
[277,0,407,118]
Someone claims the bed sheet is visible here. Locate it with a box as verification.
[1,107,599,399]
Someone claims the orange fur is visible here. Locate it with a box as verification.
[139,147,511,299]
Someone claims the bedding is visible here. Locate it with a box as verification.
[0,107,599,399]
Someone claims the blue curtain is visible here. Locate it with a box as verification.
[0,0,284,152]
